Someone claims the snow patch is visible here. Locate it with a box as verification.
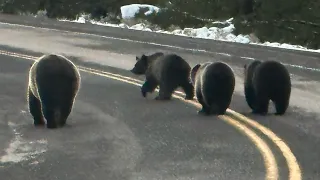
[0,122,47,163]
[120,4,160,19]
[130,23,146,30]
[76,16,86,24]
[234,34,251,44]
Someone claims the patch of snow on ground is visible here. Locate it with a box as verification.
[120,4,160,19]
[234,34,251,44]
[76,16,86,24]
[0,122,47,163]
[57,4,320,53]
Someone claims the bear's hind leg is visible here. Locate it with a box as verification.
[215,102,229,115]
[205,103,219,115]
[196,91,211,115]
[181,80,195,100]
[252,96,269,115]
[28,88,45,126]
[244,86,256,110]
[59,101,74,127]
[272,87,290,115]
[274,99,289,115]
[206,101,228,116]
[42,107,59,129]
[155,82,176,100]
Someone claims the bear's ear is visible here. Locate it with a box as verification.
[190,64,201,83]
[140,54,148,64]
[141,54,147,59]
[192,64,201,73]
[191,64,201,77]
[136,56,140,61]
[244,64,247,69]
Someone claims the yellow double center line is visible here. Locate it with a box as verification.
[0,50,301,180]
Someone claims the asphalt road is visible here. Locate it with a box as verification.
[0,54,267,180]
[0,14,319,180]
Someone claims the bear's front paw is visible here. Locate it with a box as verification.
[141,89,147,97]
[141,82,150,97]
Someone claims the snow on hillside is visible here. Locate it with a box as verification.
[58,4,320,53]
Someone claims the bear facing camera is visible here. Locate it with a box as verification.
[244,60,291,115]
[27,54,81,129]
[130,52,194,100]
[190,62,235,115]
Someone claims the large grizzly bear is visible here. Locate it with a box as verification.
[244,60,291,115]
[190,62,235,115]
[27,54,81,129]
[130,52,194,100]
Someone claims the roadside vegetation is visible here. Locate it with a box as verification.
[0,0,319,49]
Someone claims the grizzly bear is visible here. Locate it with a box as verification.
[244,60,291,115]
[130,52,194,100]
[190,62,235,115]
[27,54,81,129]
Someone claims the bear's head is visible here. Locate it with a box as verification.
[190,64,201,85]
[130,54,149,75]
[243,60,262,78]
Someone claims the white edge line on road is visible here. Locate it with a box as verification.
[0,21,320,73]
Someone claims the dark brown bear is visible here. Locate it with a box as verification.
[27,54,81,129]
[244,60,291,115]
[190,62,235,115]
[130,52,194,100]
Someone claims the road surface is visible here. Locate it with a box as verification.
[0,13,319,180]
